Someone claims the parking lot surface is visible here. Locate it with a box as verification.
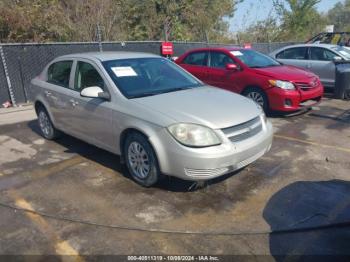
[0,98,350,258]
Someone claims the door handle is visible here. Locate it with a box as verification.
[306,64,312,68]
[69,99,79,107]
[44,91,52,97]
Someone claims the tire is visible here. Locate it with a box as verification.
[124,132,161,187]
[242,87,269,113]
[37,106,60,140]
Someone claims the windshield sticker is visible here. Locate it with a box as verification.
[230,51,243,56]
[111,66,137,77]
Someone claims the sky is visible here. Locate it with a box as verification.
[229,0,344,32]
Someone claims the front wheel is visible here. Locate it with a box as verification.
[243,87,269,113]
[37,106,60,140]
[124,132,161,187]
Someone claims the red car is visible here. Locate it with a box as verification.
[176,48,324,112]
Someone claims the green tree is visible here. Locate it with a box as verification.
[182,0,238,42]
[0,0,241,43]
[237,16,281,43]
[326,0,350,31]
[273,0,327,41]
[0,0,72,42]
[61,0,125,41]
[120,0,240,42]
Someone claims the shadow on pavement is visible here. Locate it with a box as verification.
[263,180,350,260]
[27,120,240,192]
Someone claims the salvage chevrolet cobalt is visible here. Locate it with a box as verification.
[30,52,273,187]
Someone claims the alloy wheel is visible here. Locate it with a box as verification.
[38,111,52,137]
[127,141,150,179]
[247,91,264,107]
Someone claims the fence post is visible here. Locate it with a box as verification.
[0,45,17,107]
[17,55,28,103]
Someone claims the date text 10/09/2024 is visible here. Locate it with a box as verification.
[127,256,219,261]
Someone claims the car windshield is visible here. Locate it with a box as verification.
[331,46,350,60]
[103,57,203,98]
[231,49,280,68]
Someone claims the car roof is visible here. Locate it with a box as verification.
[294,43,338,48]
[276,43,339,51]
[58,51,159,61]
[184,47,243,53]
[269,43,342,55]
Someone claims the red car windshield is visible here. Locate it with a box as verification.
[231,49,281,68]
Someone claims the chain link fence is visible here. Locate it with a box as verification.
[0,41,296,106]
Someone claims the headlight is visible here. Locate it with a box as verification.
[168,123,221,147]
[269,80,295,90]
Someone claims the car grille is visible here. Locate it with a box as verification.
[295,78,318,91]
[184,167,230,178]
[221,116,262,143]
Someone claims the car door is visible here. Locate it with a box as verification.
[275,47,309,69]
[178,51,210,83]
[207,51,241,92]
[68,59,115,151]
[308,47,336,88]
[45,60,74,131]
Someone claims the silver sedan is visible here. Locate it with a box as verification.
[30,52,273,187]
[270,44,350,89]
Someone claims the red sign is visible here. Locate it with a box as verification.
[161,42,174,55]
[243,43,252,49]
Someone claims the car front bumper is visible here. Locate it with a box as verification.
[149,120,273,181]
[266,85,324,112]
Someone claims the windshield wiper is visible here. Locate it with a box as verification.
[129,86,196,99]
[128,93,158,99]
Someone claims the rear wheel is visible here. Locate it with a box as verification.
[124,132,161,187]
[243,87,269,112]
[37,106,60,140]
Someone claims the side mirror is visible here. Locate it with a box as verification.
[333,56,343,62]
[226,63,239,71]
[80,86,110,100]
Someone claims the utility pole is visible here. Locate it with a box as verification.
[164,17,171,42]
[97,24,103,52]
[205,31,209,45]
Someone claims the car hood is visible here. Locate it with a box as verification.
[133,86,261,129]
[253,65,315,80]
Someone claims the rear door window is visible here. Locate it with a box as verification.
[182,51,208,66]
[276,47,308,60]
[47,61,73,88]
